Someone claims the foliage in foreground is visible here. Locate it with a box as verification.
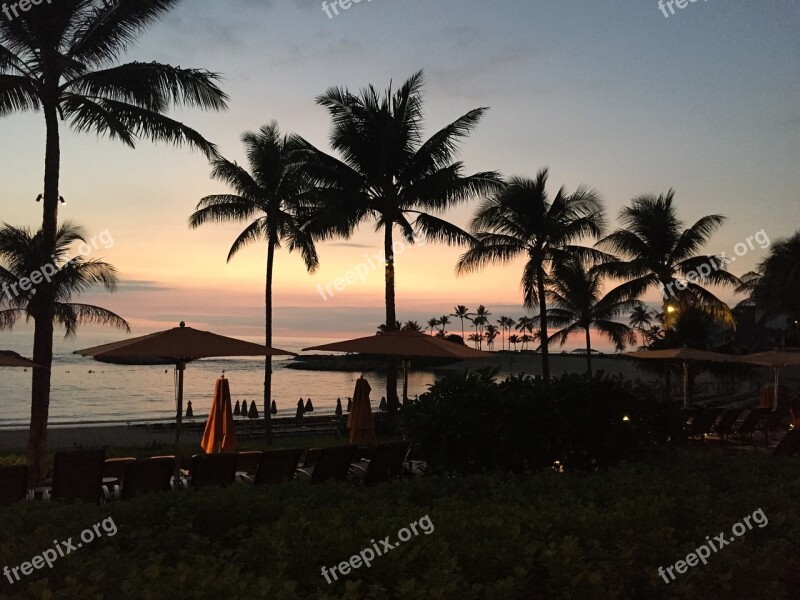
[1,451,799,599]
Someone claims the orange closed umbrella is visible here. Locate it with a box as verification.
[201,376,238,454]
[348,376,376,445]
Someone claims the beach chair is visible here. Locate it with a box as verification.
[733,409,767,444]
[253,448,304,485]
[350,441,411,485]
[121,457,175,500]
[0,465,29,506]
[189,453,238,489]
[711,409,743,442]
[302,447,322,469]
[102,457,135,498]
[51,449,105,504]
[296,445,358,483]
[236,451,263,477]
[688,408,723,440]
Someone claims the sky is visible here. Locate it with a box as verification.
[1,0,798,347]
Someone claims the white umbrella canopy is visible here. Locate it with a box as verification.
[76,322,295,484]
[735,349,800,410]
[624,347,738,408]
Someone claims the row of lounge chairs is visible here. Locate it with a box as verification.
[0,441,413,507]
[685,407,782,444]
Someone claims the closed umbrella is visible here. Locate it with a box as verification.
[624,347,737,408]
[305,398,314,413]
[248,401,259,419]
[735,350,800,411]
[304,331,491,405]
[335,398,343,416]
[348,376,376,445]
[296,399,305,419]
[271,400,277,415]
[234,400,241,416]
[76,322,294,486]
[201,376,238,453]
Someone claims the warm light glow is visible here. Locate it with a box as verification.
[666,306,677,314]
[622,415,630,422]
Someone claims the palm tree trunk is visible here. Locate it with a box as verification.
[585,326,592,376]
[263,235,275,445]
[537,269,550,380]
[27,103,61,485]
[384,223,398,410]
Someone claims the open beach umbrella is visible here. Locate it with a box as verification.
[75,322,294,484]
[348,376,376,445]
[624,347,737,408]
[304,330,492,405]
[0,350,46,369]
[735,350,800,411]
[201,375,237,453]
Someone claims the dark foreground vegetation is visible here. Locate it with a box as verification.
[1,450,798,599]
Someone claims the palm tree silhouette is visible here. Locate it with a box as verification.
[468,332,483,348]
[496,315,515,351]
[0,223,129,480]
[438,315,451,336]
[426,318,439,336]
[471,305,491,349]
[1,0,226,480]
[458,169,605,379]
[544,259,638,375]
[299,71,502,408]
[484,324,499,350]
[450,305,473,340]
[628,304,655,349]
[402,320,423,332]
[189,123,318,445]
[597,191,739,327]
[508,334,521,351]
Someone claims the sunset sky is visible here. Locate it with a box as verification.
[1,0,798,346]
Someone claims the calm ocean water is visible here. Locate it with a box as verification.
[0,330,437,428]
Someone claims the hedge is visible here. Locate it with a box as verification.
[1,449,799,599]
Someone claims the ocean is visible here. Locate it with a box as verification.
[0,330,437,428]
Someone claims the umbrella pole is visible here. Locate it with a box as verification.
[174,361,186,489]
[683,361,689,409]
[774,367,780,412]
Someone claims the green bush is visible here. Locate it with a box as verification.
[1,450,798,599]
[404,370,656,474]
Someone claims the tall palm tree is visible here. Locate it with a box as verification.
[0,222,129,481]
[497,315,514,351]
[458,169,605,380]
[426,317,439,336]
[628,304,654,349]
[521,333,533,350]
[402,320,423,332]
[1,0,226,483]
[508,334,521,351]
[299,70,502,408]
[189,123,318,445]
[484,324,499,350]
[471,305,491,349]
[545,260,638,375]
[597,191,740,327]
[438,315,451,336]
[737,231,800,325]
[450,305,473,340]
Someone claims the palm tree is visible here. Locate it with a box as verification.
[450,305,473,340]
[189,123,318,445]
[484,324,499,350]
[402,320,423,332]
[0,222,129,481]
[438,315,451,336]
[737,231,800,325]
[521,334,533,350]
[458,169,605,380]
[468,332,483,348]
[426,318,439,336]
[299,70,502,408]
[508,334,521,351]
[377,321,402,334]
[497,315,515,350]
[471,305,491,349]
[628,304,654,349]
[545,260,638,375]
[596,191,739,328]
[1,0,226,484]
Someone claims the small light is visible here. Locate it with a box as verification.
[666,306,677,314]
[622,415,630,422]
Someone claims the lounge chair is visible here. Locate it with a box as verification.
[711,409,743,442]
[733,409,768,443]
[351,441,411,485]
[302,447,322,469]
[189,453,238,489]
[253,448,304,485]
[121,457,175,500]
[0,465,29,506]
[51,449,105,504]
[236,451,263,477]
[296,445,358,483]
[687,408,724,440]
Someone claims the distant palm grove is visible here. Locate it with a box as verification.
[2,2,797,483]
